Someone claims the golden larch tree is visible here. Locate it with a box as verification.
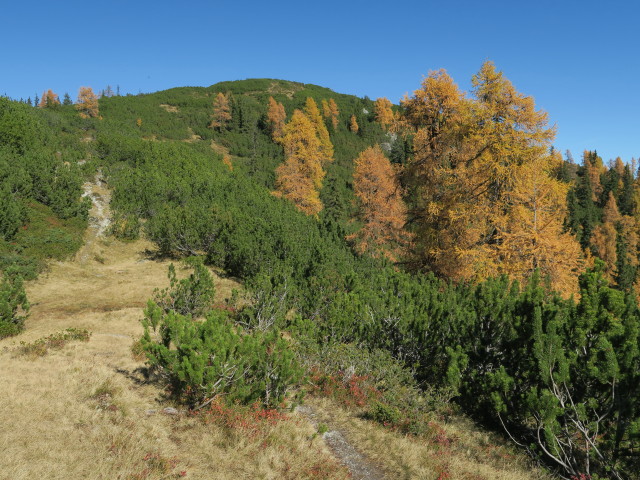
[75,87,99,118]
[273,109,325,216]
[266,97,286,139]
[374,97,394,129]
[495,152,583,295]
[613,157,625,176]
[348,145,411,261]
[39,89,60,108]
[328,99,339,130]
[209,92,231,131]
[583,151,604,201]
[349,114,359,134]
[622,213,640,296]
[322,99,331,120]
[400,69,473,279]
[401,62,581,295]
[592,192,621,282]
[321,99,339,129]
[303,97,333,164]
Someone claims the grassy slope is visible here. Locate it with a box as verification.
[1,81,552,479]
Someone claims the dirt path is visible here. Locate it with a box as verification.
[77,170,111,263]
[23,182,174,339]
[296,405,387,480]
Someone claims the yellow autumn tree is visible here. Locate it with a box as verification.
[348,145,411,261]
[322,99,339,128]
[209,92,231,131]
[495,152,583,295]
[402,62,582,295]
[321,100,331,120]
[273,109,325,216]
[467,61,582,292]
[266,97,286,139]
[39,89,60,108]
[583,151,605,201]
[303,97,333,164]
[76,87,99,118]
[349,114,359,134]
[592,192,621,281]
[400,69,472,279]
[328,99,339,130]
[613,157,625,176]
[374,97,394,129]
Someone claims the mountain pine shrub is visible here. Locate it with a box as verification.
[0,273,29,338]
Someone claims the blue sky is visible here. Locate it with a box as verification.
[2,0,638,163]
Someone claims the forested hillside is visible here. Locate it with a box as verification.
[0,96,89,337]
[2,65,640,479]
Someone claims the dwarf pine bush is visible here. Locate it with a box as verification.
[141,262,302,408]
[0,273,29,339]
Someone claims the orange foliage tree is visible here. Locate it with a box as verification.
[592,192,621,281]
[401,62,582,295]
[323,98,339,130]
[348,145,410,261]
[39,89,60,108]
[273,110,325,216]
[266,97,286,139]
[222,154,233,171]
[374,97,394,129]
[209,92,231,130]
[349,114,359,134]
[75,87,99,118]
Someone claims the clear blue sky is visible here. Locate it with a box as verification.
[2,0,638,164]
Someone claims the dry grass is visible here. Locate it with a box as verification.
[0,335,346,479]
[159,104,179,113]
[182,128,202,143]
[267,81,304,99]
[303,397,553,480]
[0,235,347,479]
[24,237,238,338]
[210,140,230,157]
